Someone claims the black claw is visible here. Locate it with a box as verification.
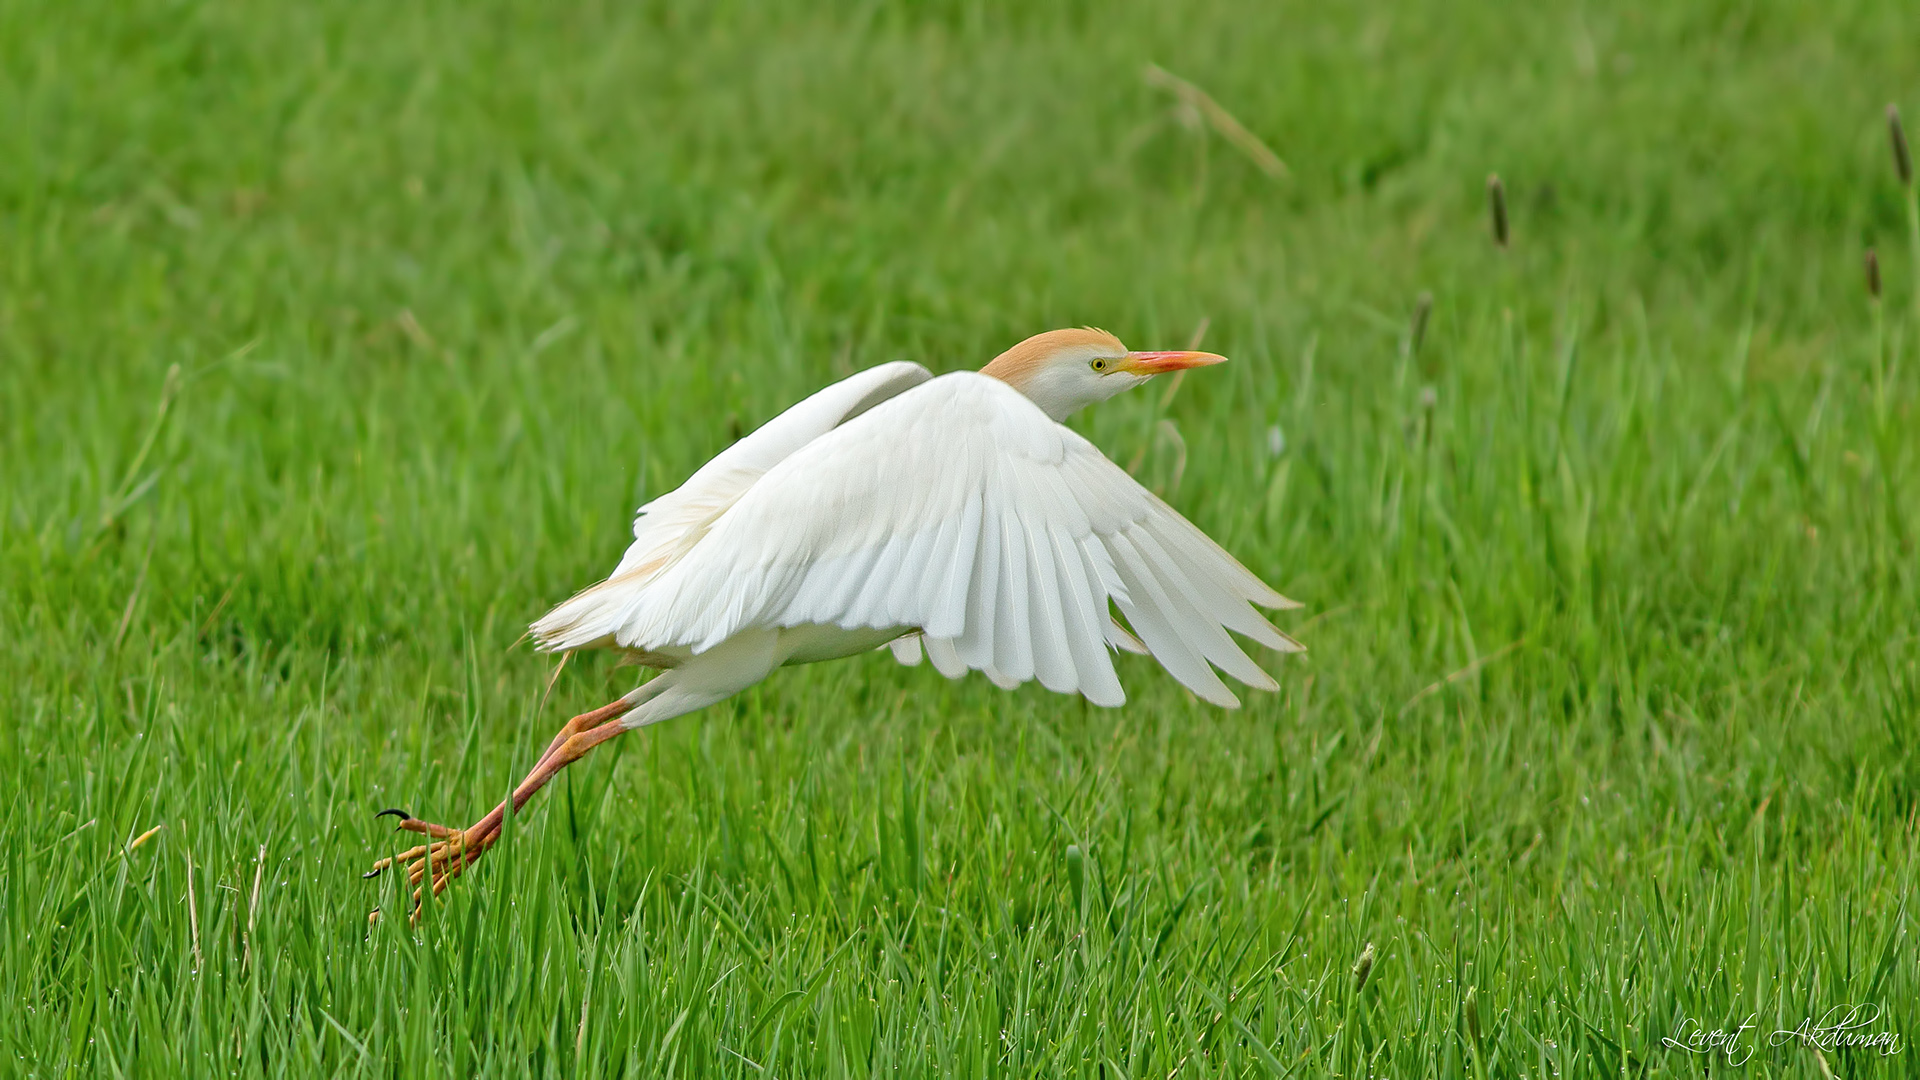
[375,808,411,826]
[363,867,384,879]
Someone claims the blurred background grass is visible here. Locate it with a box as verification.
[2,0,1916,1076]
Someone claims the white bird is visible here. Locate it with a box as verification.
[367,327,1303,917]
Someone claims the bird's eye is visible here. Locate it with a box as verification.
[1091,358,1108,372]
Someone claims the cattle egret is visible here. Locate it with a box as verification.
[366,328,1303,919]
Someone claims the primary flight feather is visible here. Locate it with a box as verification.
[366,327,1303,919]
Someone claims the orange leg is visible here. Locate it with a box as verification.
[366,695,636,923]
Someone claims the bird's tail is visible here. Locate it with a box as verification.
[529,578,630,653]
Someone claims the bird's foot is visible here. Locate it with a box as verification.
[364,808,496,924]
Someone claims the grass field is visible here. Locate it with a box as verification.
[4,1,1918,1075]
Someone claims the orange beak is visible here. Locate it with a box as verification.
[1119,350,1228,375]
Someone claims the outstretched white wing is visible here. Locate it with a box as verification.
[532,360,933,650]
[540,370,1299,707]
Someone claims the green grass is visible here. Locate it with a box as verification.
[4,0,1917,1075]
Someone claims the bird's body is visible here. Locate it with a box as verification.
[367,328,1302,918]
[530,362,1297,711]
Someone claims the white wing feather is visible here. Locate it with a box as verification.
[531,361,933,649]
[535,370,1300,708]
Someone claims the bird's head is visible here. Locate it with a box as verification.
[980,327,1226,420]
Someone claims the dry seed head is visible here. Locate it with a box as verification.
[1866,248,1882,300]
[1891,105,1913,188]
[1352,941,1376,993]
[1487,174,1509,248]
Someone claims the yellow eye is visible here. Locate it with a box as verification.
[1091,358,1108,372]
